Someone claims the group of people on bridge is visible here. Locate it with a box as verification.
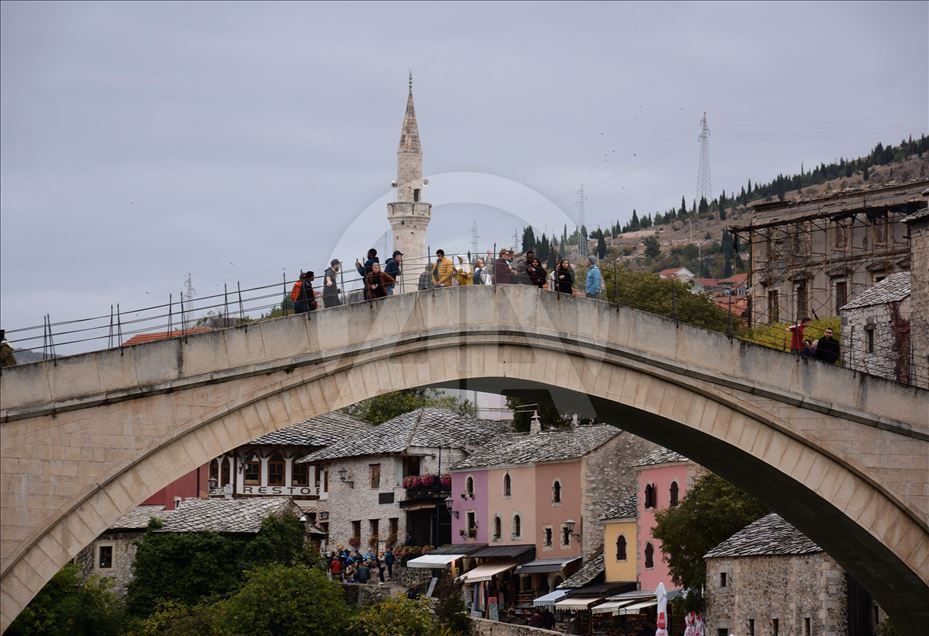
[289,247,606,315]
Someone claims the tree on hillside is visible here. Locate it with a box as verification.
[597,234,607,259]
[652,473,768,596]
[521,226,537,254]
[643,235,661,259]
[346,389,475,424]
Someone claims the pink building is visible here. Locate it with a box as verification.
[635,449,703,592]
[451,470,490,544]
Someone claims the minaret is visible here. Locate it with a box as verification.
[387,72,431,292]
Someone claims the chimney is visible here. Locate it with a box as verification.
[529,411,542,435]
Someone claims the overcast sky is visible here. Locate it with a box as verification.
[1,1,926,345]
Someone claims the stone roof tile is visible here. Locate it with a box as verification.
[110,505,170,530]
[599,491,637,521]
[841,271,911,310]
[297,408,511,464]
[248,412,373,446]
[634,448,689,467]
[451,425,620,470]
[157,497,297,535]
[558,553,605,589]
[704,513,821,558]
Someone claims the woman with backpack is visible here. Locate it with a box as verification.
[293,271,317,313]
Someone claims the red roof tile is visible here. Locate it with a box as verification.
[122,327,212,346]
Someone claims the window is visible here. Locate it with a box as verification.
[804,617,811,636]
[835,281,848,313]
[413,188,421,202]
[369,464,381,489]
[268,454,284,486]
[466,476,475,497]
[503,473,511,497]
[369,519,379,543]
[221,459,231,487]
[644,483,656,509]
[209,460,219,482]
[669,482,679,507]
[768,289,780,323]
[512,515,521,539]
[292,463,310,487]
[866,325,875,353]
[748,619,755,636]
[467,512,476,536]
[833,219,847,249]
[873,218,887,244]
[493,516,502,541]
[717,630,729,636]
[544,527,553,547]
[322,469,329,493]
[552,480,562,504]
[351,520,361,541]
[244,459,261,485]
[796,282,808,320]
[644,542,654,568]
[772,618,779,636]
[98,545,113,569]
[616,535,627,561]
[720,572,728,587]
[402,456,421,477]
[561,525,570,547]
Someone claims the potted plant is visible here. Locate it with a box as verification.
[368,535,379,548]
[348,536,360,549]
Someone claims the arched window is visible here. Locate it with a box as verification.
[209,460,219,482]
[220,458,231,487]
[493,516,502,541]
[644,483,656,509]
[616,534,627,561]
[513,514,521,538]
[644,542,654,568]
[669,481,679,507]
[466,476,474,497]
[552,480,562,504]
[268,454,285,486]
[503,473,511,497]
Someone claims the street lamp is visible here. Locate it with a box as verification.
[445,495,459,519]
[565,519,582,539]
[336,468,354,488]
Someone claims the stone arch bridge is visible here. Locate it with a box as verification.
[1,286,927,631]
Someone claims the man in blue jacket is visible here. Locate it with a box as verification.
[585,256,603,298]
[384,250,403,295]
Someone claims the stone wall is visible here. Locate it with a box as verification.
[72,531,143,596]
[842,298,912,382]
[705,552,848,636]
[906,214,929,388]
[580,432,658,560]
[392,563,434,589]
[470,617,564,636]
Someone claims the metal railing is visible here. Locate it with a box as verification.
[4,250,926,388]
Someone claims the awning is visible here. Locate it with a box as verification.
[532,589,569,607]
[470,544,536,562]
[617,599,658,615]
[406,553,466,569]
[429,543,487,556]
[591,601,630,615]
[515,557,581,575]
[554,596,603,611]
[456,560,518,583]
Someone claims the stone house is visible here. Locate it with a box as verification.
[73,505,171,596]
[449,425,655,595]
[903,204,929,388]
[296,408,510,554]
[704,513,880,636]
[155,496,302,535]
[840,271,915,384]
[729,179,927,325]
[635,449,704,593]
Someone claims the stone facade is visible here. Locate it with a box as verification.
[705,553,848,635]
[73,530,144,597]
[841,285,913,383]
[471,617,563,636]
[729,179,927,325]
[904,208,929,388]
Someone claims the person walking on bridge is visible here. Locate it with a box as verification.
[366,262,395,299]
[356,249,380,300]
[385,251,402,295]
[293,271,318,314]
[323,259,342,308]
[432,249,455,287]
[494,249,515,284]
[556,259,574,294]
[585,256,603,298]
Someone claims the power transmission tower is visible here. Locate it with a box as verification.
[470,221,480,257]
[183,273,195,331]
[697,112,712,204]
[577,185,588,258]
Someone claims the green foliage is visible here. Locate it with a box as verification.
[505,392,570,433]
[643,235,661,259]
[601,268,735,334]
[350,594,437,636]
[127,511,310,618]
[127,598,222,636]
[8,564,125,636]
[434,587,471,636]
[877,617,900,636]
[652,473,768,593]
[346,389,475,424]
[217,564,350,636]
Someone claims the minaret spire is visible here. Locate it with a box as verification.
[409,70,413,96]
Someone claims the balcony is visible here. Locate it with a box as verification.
[401,474,451,502]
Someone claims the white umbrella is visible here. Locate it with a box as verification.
[655,582,668,636]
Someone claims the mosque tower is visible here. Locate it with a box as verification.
[387,72,431,292]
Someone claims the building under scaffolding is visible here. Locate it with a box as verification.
[729,179,929,327]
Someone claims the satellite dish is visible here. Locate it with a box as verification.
[423,178,430,186]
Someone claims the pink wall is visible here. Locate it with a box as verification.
[637,463,689,592]
[534,461,582,558]
[142,464,209,510]
[451,470,488,544]
[487,466,536,546]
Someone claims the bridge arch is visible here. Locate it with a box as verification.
[2,286,927,631]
